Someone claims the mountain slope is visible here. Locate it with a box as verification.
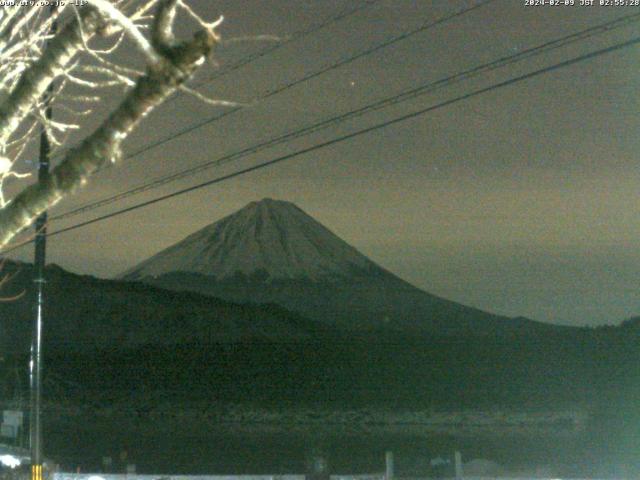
[121,198,383,281]
[122,198,559,335]
[0,261,334,353]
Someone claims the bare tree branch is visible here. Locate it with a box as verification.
[0,2,219,248]
[87,0,161,64]
[0,8,106,148]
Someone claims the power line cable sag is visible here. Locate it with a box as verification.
[47,0,383,164]
[73,0,496,174]
[51,11,640,222]
[2,33,635,255]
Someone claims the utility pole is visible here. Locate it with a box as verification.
[30,8,56,480]
[385,451,394,480]
[29,92,51,480]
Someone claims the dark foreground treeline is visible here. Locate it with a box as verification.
[0,263,638,474]
[0,328,638,476]
[9,325,637,410]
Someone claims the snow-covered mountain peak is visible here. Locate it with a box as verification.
[121,199,383,282]
[120,199,549,334]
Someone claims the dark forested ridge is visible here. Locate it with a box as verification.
[0,260,636,411]
[0,261,638,475]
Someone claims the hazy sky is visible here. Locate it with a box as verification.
[7,0,640,326]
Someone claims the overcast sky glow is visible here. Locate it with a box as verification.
[8,0,640,327]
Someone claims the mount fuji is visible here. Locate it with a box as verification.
[122,198,383,281]
[121,198,556,335]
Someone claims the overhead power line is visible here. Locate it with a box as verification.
[1,33,634,255]
[80,0,497,173]
[51,11,640,222]
[47,0,383,164]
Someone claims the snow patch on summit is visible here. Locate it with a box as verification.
[121,198,382,281]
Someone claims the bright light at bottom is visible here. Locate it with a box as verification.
[0,454,21,469]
